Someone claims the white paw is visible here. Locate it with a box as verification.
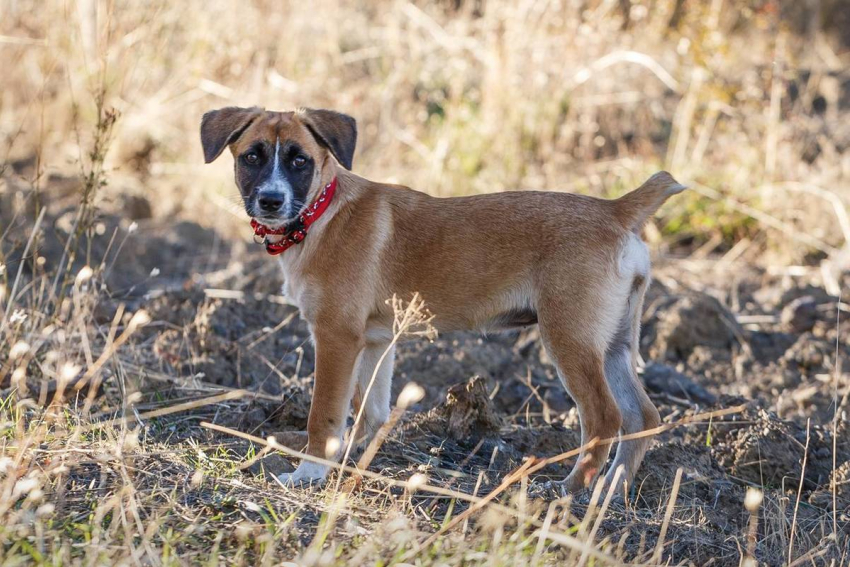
[276,461,329,488]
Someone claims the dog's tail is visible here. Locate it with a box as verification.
[613,171,686,233]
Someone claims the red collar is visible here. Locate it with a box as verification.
[250,177,338,256]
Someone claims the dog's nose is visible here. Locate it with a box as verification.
[258,194,285,212]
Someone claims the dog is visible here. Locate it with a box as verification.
[201,106,685,493]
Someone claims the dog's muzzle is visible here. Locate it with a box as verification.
[250,177,338,256]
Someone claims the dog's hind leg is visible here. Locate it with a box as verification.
[351,341,395,449]
[603,272,660,493]
[538,296,623,493]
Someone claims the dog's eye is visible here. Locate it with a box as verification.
[292,155,307,168]
[244,152,260,165]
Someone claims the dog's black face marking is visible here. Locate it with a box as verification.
[280,141,314,214]
[235,138,315,225]
[235,141,272,196]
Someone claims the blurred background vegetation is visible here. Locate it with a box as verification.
[2,0,849,267]
[1,4,849,564]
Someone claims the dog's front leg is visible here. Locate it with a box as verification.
[278,328,363,487]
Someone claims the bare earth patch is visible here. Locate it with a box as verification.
[2,182,848,564]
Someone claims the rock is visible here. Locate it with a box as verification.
[781,295,818,333]
[268,391,311,430]
[782,333,833,371]
[443,376,503,439]
[648,293,743,362]
[808,461,850,510]
[268,430,308,451]
[416,376,503,440]
[642,362,717,405]
[220,405,268,430]
[247,453,294,480]
[120,193,153,220]
[708,408,837,490]
[543,386,572,413]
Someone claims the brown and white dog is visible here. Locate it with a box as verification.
[201,106,685,493]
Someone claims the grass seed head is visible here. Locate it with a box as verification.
[744,487,764,513]
[9,341,30,359]
[397,382,425,409]
[75,265,94,285]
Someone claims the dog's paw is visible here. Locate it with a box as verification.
[529,479,571,500]
[529,478,628,506]
[275,461,329,488]
[529,479,604,504]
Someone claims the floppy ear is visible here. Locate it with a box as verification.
[200,106,263,163]
[299,108,358,170]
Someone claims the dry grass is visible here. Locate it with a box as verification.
[1,0,849,565]
[3,0,849,256]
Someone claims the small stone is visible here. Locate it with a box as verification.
[642,362,717,405]
[443,376,502,439]
[269,430,309,451]
[543,387,572,413]
[648,293,739,362]
[414,376,503,441]
[121,193,153,220]
[247,453,294,480]
[781,296,818,333]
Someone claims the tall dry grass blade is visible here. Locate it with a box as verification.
[462,470,485,535]
[744,487,764,560]
[764,31,785,182]
[787,418,811,565]
[831,290,842,538]
[572,50,680,92]
[1,207,45,331]
[529,404,746,473]
[577,466,623,567]
[78,390,247,432]
[77,309,150,412]
[651,466,682,565]
[202,421,618,563]
[354,405,403,472]
[787,541,832,567]
[116,361,285,403]
[532,498,560,566]
[419,456,538,548]
[567,469,608,564]
[668,67,703,172]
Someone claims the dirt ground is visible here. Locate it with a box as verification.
[2,166,849,565]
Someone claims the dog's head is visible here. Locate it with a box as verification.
[201,107,356,227]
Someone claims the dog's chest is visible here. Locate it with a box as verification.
[277,258,318,321]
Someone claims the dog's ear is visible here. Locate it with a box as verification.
[200,106,263,163]
[299,108,357,170]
